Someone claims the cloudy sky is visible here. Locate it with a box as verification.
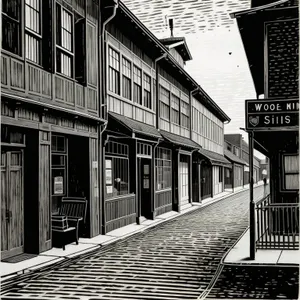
[123,0,256,139]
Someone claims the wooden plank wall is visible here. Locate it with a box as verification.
[155,189,172,216]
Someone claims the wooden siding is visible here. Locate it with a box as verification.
[89,138,100,237]
[87,23,98,87]
[155,189,172,216]
[39,132,51,252]
[105,194,136,232]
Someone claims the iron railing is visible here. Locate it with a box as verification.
[256,194,299,250]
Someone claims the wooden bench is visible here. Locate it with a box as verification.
[51,215,76,250]
[58,197,88,244]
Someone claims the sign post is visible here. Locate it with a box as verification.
[249,131,255,260]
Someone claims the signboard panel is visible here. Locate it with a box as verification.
[245,99,299,131]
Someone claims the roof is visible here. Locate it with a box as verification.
[160,37,192,62]
[108,112,161,138]
[224,150,247,165]
[198,148,231,167]
[160,130,201,149]
[230,0,297,96]
[224,134,242,148]
[117,1,231,123]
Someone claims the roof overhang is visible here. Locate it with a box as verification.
[160,37,193,62]
[230,0,298,96]
[198,148,232,167]
[160,130,201,150]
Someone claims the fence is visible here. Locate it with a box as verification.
[256,194,299,250]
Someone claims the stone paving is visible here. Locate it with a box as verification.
[1,186,289,300]
[206,265,299,299]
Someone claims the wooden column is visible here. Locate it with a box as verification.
[38,130,51,252]
[189,154,193,203]
[172,149,179,212]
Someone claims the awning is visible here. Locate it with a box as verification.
[160,130,201,149]
[224,149,247,165]
[198,148,231,167]
[108,112,161,139]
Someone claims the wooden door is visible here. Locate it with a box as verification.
[201,164,212,200]
[140,158,151,218]
[179,161,189,206]
[1,150,24,259]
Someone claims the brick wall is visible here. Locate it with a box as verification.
[267,19,299,98]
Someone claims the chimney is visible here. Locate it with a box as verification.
[169,18,174,37]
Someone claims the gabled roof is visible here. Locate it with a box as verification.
[160,37,192,62]
[160,130,201,149]
[224,150,247,165]
[117,1,231,123]
[108,112,161,139]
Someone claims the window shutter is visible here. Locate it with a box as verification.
[75,18,86,84]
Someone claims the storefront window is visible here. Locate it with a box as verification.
[51,135,68,212]
[283,154,299,190]
[156,147,172,191]
[105,141,129,198]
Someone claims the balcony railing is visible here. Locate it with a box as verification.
[256,194,299,250]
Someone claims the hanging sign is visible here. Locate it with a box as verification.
[245,99,299,131]
[54,176,64,195]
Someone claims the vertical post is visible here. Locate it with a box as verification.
[249,131,255,260]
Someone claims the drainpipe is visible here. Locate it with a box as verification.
[99,0,118,235]
[155,53,168,129]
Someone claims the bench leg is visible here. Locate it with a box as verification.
[76,226,79,245]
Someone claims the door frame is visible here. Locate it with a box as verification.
[1,148,24,260]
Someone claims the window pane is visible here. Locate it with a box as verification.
[285,174,299,190]
[284,155,299,173]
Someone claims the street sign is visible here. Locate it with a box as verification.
[245,99,299,131]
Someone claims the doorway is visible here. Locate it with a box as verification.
[1,149,24,259]
[138,158,152,218]
[201,163,212,200]
[179,155,190,206]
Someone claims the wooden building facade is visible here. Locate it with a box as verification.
[100,1,231,233]
[1,0,105,259]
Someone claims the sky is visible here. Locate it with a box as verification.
[122,0,264,158]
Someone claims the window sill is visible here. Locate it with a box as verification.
[155,188,172,194]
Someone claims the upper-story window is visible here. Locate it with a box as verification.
[181,100,189,129]
[160,86,170,121]
[122,57,131,100]
[2,0,22,55]
[133,66,142,105]
[56,5,73,77]
[108,47,120,94]
[25,0,41,64]
[171,94,180,125]
[143,73,151,109]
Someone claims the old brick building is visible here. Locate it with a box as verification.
[231,0,299,252]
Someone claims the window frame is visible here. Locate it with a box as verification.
[143,72,152,109]
[108,46,121,95]
[159,86,170,121]
[56,3,74,78]
[155,147,172,191]
[133,65,142,105]
[171,94,180,125]
[282,153,299,191]
[25,0,42,65]
[122,56,132,100]
[181,100,189,129]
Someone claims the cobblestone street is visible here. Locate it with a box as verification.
[2,186,297,300]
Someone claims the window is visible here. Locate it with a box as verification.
[51,135,68,213]
[181,101,189,129]
[25,0,41,64]
[156,147,172,190]
[105,141,129,198]
[133,66,142,105]
[2,0,21,55]
[56,5,73,77]
[219,166,223,182]
[171,94,180,125]
[143,73,151,109]
[283,154,299,190]
[108,47,120,94]
[160,86,170,121]
[122,57,131,100]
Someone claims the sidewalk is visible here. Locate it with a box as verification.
[223,227,300,266]
[0,181,264,282]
